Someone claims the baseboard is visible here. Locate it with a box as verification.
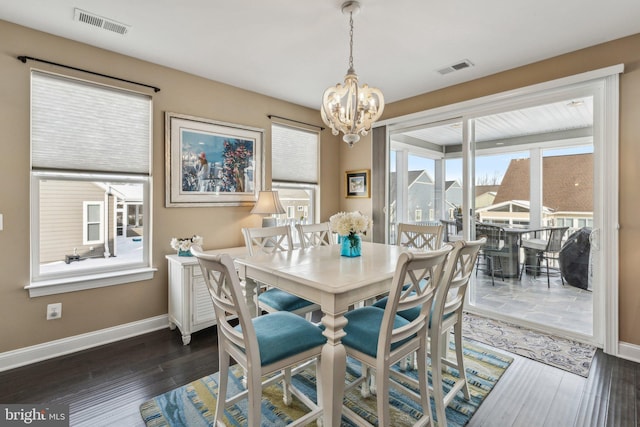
[0,315,169,372]
[618,341,640,363]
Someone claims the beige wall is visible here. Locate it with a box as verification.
[377,33,640,346]
[0,19,341,352]
[3,17,640,354]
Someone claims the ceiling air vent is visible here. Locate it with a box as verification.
[74,8,130,35]
[437,59,474,76]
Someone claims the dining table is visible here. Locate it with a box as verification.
[234,241,407,427]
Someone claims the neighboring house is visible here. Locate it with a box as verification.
[477,154,593,229]
[390,172,463,224]
[445,180,463,217]
[277,188,311,222]
[474,185,499,210]
[39,181,143,264]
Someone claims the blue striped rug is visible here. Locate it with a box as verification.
[140,338,512,426]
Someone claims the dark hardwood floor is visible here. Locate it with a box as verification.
[0,326,637,426]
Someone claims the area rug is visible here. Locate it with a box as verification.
[140,338,512,427]
[462,312,596,377]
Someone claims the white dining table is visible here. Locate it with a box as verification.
[234,241,407,427]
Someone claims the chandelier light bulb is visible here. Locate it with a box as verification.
[321,1,384,147]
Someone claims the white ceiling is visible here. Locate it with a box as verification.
[1,0,640,111]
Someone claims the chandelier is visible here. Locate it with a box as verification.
[321,1,384,147]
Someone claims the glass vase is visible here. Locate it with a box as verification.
[340,233,362,257]
[178,249,193,257]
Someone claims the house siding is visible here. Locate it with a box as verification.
[39,180,107,263]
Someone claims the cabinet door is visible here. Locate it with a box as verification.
[191,267,216,326]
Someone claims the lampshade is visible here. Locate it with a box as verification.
[251,191,286,215]
[321,1,384,147]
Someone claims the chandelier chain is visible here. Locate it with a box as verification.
[348,12,354,71]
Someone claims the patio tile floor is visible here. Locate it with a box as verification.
[470,269,593,337]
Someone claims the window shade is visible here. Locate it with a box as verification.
[271,123,318,184]
[31,71,151,174]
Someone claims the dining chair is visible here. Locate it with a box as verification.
[242,226,319,319]
[519,226,569,288]
[475,223,505,286]
[427,238,485,426]
[295,222,335,248]
[190,245,325,427]
[397,222,444,250]
[339,246,453,427]
[394,222,444,368]
[373,239,484,426]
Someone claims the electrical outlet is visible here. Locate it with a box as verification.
[47,303,62,320]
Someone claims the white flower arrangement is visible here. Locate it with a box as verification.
[329,211,372,236]
[170,235,203,252]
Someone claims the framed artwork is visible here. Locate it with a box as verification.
[345,169,370,198]
[165,112,263,207]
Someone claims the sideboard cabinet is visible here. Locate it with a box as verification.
[166,246,246,345]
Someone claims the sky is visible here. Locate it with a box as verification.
[403,145,594,184]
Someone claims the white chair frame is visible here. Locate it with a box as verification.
[242,226,319,319]
[397,223,444,251]
[343,246,453,427]
[296,222,335,248]
[190,246,324,427]
[428,238,485,426]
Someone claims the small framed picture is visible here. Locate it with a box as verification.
[345,169,370,198]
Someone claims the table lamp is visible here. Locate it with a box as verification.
[251,190,285,227]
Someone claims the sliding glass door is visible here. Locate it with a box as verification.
[386,88,604,344]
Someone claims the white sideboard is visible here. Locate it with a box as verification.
[166,246,246,345]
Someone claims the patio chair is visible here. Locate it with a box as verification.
[190,246,325,426]
[475,223,505,286]
[440,219,463,242]
[519,226,569,288]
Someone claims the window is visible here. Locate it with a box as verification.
[83,202,104,245]
[415,209,422,222]
[271,123,319,235]
[27,71,154,297]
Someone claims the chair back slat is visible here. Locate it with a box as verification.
[379,246,452,355]
[296,222,335,248]
[242,225,293,255]
[397,223,444,251]
[546,226,569,252]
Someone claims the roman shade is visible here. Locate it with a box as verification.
[31,71,151,174]
[271,123,318,184]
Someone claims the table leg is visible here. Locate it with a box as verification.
[320,311,348,427]
[242,276,259,318]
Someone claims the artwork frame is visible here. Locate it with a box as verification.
[165,112,263,207]
[345,169,371,198]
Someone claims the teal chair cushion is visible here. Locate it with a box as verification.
[341,306,413,358]
[237,311,327,366]
[373,296,421,321]
[258,288,315,312]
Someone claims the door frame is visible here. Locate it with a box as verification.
[377,64,622,355]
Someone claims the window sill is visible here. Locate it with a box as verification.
[25,267,157,297]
